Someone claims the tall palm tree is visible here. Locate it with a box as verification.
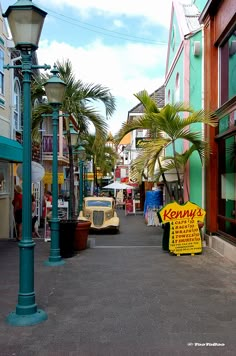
[31,59,116,217]
[116,90,217,203]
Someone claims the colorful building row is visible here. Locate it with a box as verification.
[166,0,236,260]
[126,0,235,261]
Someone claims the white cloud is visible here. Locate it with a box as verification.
[35,0,173,134]
[38,39,166,97]
[39,0,173,28]
[38,39,166,133]
[113,20,125,29]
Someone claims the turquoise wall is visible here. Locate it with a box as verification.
[164,4,205,206]
[194,0,207,12]
[229,33,236,100]
[165,30,204,206]
[167,13,182,75]
[165,13,184,156]
[189,31,203,206]
[165,51,184,156]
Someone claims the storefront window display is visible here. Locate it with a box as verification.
[220,31,236,105]
[218,135,236,239]
[0,161,9,194]
[217,26,236,241]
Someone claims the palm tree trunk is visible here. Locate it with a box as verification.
[92,159,96,195]
[157,157,172,200]
[171,140,184,203]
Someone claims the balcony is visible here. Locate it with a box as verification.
[42,134,69,162]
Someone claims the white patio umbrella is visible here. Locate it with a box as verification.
[103,182,134,190]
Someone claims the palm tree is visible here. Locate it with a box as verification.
[31,59,116,217]
[83,133,118,195]
[115,90,217,203]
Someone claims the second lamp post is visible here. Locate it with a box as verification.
[75,145,86,214]
[44,65,66,266]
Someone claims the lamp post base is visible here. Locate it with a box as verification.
[6,309,47,326]
[44,258,65,267]
[45,218,65,266]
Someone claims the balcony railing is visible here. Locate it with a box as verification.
[42,134,68,158]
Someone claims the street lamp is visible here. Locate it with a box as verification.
[3,0,50,326]
[75,145,86,214]
[44,65,66,267]
[69,122,78,147]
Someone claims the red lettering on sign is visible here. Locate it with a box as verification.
[162,208,204,221]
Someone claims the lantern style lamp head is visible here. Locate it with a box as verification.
[3,0,47,51]
[44,65,66,105]
[76,145,86,161]
[69,123,78,147]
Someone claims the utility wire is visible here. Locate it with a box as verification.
[41,6,168,46]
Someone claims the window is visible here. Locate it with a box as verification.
[14,79,21,131]
[0,161,9,194]
[136,129,144,138]
[218,135,236,238]
[0,49,4,95]
[220,30,236,105]
[171,25,175,51]
[167,89,171,103]
[175,73,180,103]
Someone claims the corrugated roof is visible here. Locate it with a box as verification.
[128,85,165,116]
[183,3,201,33]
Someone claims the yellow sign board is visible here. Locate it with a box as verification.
[43,172,64,185]
[159,201,206,255]
[86,172,103,181]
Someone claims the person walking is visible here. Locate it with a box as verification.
[12,185,23,241]
[43,191,52,242]
[32,194,41,238]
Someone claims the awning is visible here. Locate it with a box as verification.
[0,136,23,162]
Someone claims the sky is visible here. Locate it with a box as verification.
[1,0,178,134]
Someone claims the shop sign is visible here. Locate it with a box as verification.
[135,137,151,148]
[159,201,206,255]
[43,172,64,184]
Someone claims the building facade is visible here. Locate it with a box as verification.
[165,0,207,207]
[0,6,23,239]
[199,0,236,254]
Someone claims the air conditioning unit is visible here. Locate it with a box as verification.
[229,41,236,56]
[193,41,201,56]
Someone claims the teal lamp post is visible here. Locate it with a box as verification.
[44,66,66,267]
[76,145,86,214]
[68,123,78,218]
[3,0,49,326]
[69,122,78,146]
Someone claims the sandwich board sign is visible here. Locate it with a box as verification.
[158,201,206,255]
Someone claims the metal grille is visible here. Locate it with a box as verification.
[93,211,104,226]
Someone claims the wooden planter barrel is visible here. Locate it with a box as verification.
[74,221,91,251]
